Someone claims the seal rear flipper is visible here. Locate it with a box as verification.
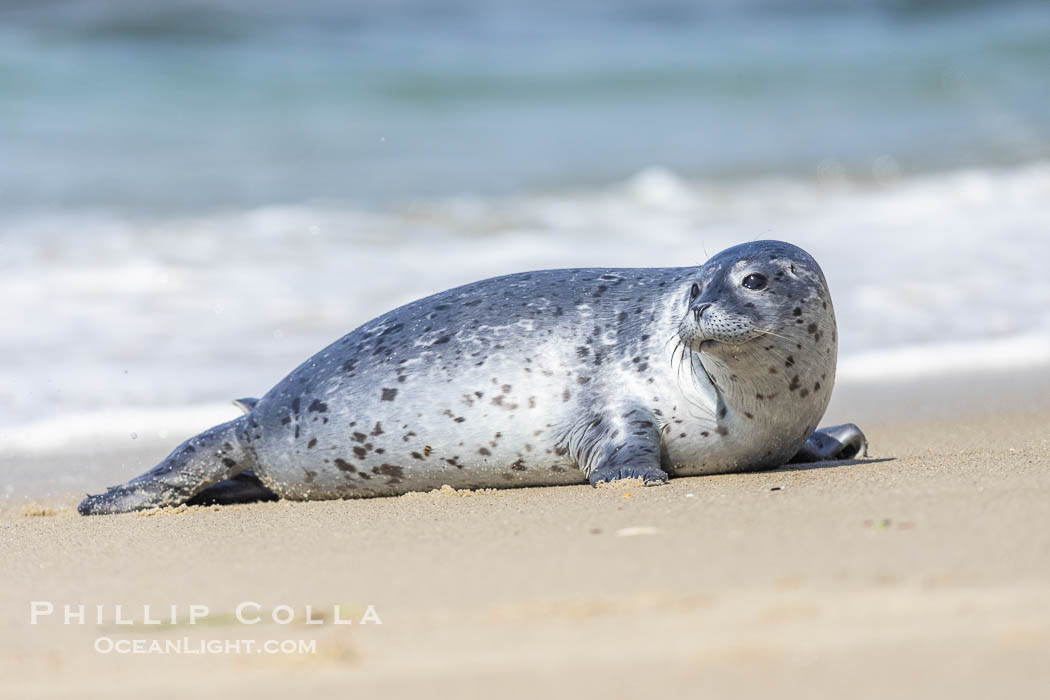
[790,423,868,463]
[78,417,253,516]
[186,471,278,506]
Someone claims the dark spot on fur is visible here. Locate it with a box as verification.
[478,447,491,456]
[307,438,317,448]
[353,446,367,459]
[716,426,729,436]
[222,458,236,468]
[381,388,398,401]
[807,323,818,334]
[510,459,527,471]
[793,307,802,316]
[789,375,801,391]
[291,398,300,413]
[374,464,404,484]
[334,458,355,473]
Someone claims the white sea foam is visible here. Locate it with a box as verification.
[837,333,1050,383]
[3,162,1049,456]
[0,403,240,456]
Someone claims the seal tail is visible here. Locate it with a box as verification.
[78,416,254,516]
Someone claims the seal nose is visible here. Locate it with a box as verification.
[692,303,711,323]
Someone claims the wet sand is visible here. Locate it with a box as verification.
[3,368,1049,699]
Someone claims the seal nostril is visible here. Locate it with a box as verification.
[692,303,711,323]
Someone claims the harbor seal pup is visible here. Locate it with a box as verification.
[79,240,866,515]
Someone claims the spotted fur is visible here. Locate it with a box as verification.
[79,240,841,514]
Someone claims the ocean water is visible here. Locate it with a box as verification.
[3,0,1049,211]
[2,1,1049,466]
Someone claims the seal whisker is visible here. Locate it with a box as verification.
[755,329,795,343]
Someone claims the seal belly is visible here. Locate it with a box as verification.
[249,358,588,498]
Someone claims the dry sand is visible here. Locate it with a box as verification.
[2,369,1049,699]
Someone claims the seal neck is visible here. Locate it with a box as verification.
[695,336,835,443]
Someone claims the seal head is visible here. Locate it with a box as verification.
[671,240,838,473]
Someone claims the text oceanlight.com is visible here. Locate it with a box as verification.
[94,638,318,655]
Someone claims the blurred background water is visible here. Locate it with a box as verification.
[3,0,1050,211]
[1,0,1049,466]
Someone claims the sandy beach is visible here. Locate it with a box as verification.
[4,2,1049,697]
[2,367,1048,699]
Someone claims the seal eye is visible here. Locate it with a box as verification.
[741,273,767,291]
[689,283,701,300]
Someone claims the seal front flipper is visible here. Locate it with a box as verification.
[232,397,259,414]
[790,423,868,463]
[563,407,669,487]
[78,417,253,515]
